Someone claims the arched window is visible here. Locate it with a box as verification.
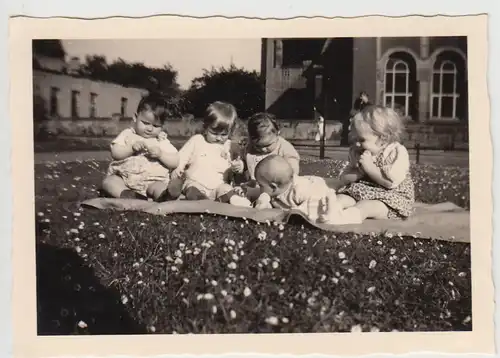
[431,51,464,119]
[383,52,416,118]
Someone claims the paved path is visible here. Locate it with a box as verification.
[34,147,469,167]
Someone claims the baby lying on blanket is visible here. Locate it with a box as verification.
[253,155,362,225]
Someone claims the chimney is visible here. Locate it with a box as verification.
[67,56,81,75]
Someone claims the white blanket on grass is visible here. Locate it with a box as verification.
[80,198,470,243]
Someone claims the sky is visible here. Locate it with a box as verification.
[62,39,262,89]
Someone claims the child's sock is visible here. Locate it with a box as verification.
[229,195,252,207]
[119,189,147,200]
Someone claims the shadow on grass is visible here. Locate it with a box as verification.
[36,239,146,335]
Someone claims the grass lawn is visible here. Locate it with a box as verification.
[35,157,471,335]
[34,137,112,152]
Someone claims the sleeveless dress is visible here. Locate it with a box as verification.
[107,128,178,196]
[339,143,415,219]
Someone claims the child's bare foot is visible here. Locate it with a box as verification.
[318,191,344,224]
[318,192,363,225]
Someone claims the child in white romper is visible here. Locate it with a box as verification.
[253,155,353,224]
[166,101,251,206]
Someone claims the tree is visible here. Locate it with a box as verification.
[81,55,109,79]
[81,55,183,116]
[32,40,66,59]
[182,65,265,119]
[81,56,180,96]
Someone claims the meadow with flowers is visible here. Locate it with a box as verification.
[35,156,471,335]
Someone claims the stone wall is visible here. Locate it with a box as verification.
[34,118,468,150]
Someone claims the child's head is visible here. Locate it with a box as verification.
[247,112,280,153]
[350,105,404,155]
[254,155,294,197]
[203,101,238,144]
[134,93,170,139]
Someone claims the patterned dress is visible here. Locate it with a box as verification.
[339,142,415,219]
[106,128,178,196]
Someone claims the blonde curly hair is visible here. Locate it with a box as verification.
[350,105,405,144]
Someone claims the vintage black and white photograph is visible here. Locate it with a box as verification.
[30,34,475,336]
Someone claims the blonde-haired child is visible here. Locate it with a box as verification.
[165,101,251,206]
[231,112,300,202]
[101,93,179,201]
[319,105,415,224]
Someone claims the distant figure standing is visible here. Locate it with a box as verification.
[314,107,325,142]
[343,91,372,144]
[350,91,371,117]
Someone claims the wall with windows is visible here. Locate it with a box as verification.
[33,70,147,119]
[262,37,468,124]
[376,36,467,122]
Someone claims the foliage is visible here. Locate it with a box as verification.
[181,65,265,120]
[79,55,183,116]
[33,40,66,59]
[81,55,180,95]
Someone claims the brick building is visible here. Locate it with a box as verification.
[33,41,147,120]
[261,37,468,125]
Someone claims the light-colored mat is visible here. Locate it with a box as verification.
[81,198,470,243]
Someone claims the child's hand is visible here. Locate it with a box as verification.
[231,156,245,173]
[171,168,184,180]
[233,186,246,197]
[359,151,374,169]
[145,143,162,159]
[157,132,168,141]
[132,141,145,153]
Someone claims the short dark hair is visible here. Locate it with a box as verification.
[136,92,170,123]
[203,101,238,133]
[247,112,279,140]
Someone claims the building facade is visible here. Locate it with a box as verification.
[261,37,468,125]
[33,70,147,119]
[33,42,147,120]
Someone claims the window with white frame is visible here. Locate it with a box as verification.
[431,59,459,119]
[383,56,413,117]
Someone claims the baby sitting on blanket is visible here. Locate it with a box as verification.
[253,154,362,225]
[165,101,251,207]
